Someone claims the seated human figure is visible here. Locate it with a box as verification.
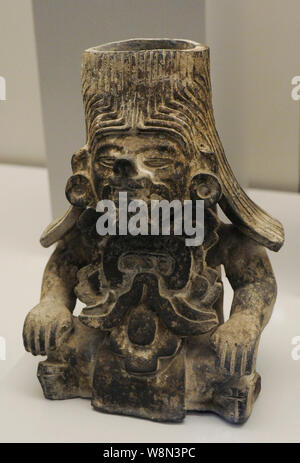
[23,39,284,424]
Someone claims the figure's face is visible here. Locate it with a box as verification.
[91,133,189,202]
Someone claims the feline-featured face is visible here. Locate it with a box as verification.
[91,133,189,202]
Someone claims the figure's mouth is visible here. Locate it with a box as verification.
[101,178,171,202]
[109,178,145,191]
[104,186,149,203]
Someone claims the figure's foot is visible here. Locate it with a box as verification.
[36,318,102,401]
[37,361,82,400]
[212,373,261,424]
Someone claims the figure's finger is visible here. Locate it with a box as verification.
[38,325,46,355]
[56,321,72,347]
[219,342,228,370]
[45,325,53,353]
[223,344,232,372]
[228,345,237,375]
[58,318,72,337]
[48,323,58,351]
[234,347,243,376]
[30,328,37,356]
[23,324,29,352]
[210,333,219,350]
[56,318,73,342]
[240,348,248,376]
[214,339,223,369]
[245,346,255,375]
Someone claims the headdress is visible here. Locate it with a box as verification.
[41,39,284,251]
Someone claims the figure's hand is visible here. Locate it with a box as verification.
[23,301,73,356]
[210,313,260,377]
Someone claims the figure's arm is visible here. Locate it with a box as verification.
[223,224,276,327]
[210,224,277,376]
[23,234,82,356]
[39,241,78,309]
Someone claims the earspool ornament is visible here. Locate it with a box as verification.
[65,174,94,208]
[190,172,222,208]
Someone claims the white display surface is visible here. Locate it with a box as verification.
[0,164,299,443]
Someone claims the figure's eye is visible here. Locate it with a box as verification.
[97,156,116,168]
[143,157,172,168]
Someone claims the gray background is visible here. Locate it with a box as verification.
[32,0,205,216]
[0,1,299,443]
[0,0,299,217]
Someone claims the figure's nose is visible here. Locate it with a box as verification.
[113,158,137,177]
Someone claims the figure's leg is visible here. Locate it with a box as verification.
[37,317,104,400]
[212,372,261,424]
[37,361,80,400]
[185,335,261,424]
